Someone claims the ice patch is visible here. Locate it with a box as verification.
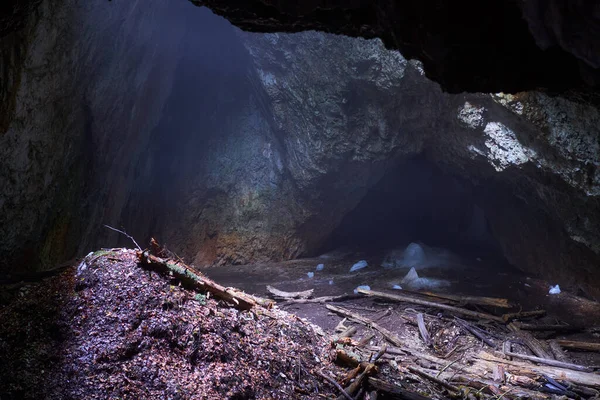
[400,267,450,290]
[354,285,370,294]
[307,272,314,278]
[316,264,324,271]
[350,260,368,272]
[382,242,459,269]
[549,284,561,295]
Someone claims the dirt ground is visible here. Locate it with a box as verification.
[1,247,599,399]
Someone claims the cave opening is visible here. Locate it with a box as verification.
[322,155,503,261]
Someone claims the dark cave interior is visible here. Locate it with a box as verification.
[324,156,503,260]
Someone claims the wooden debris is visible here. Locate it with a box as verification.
[137,251,274,310]
[455,318,496,348]
[548,340,571,363]
[508,323,553,359]
[407,366,460,393]
[554,339,600,352]
[503,350,593,372]
[278,294,361,305]
[493,364,505,383]
[326,304,404,347]
[513,322,581,333]
[356,288,504,322]
[414,291,512,308]
[478,351,600,387]
[367,377,432,400]
[317,370,354,400]
[417,313,432,347]
[502,310,546,323]
[266,285,314,299]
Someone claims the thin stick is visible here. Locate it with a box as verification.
[407,366,460,393]
[504,350,593,372]
[317,370,354,400]
[104,224,142,251]
[417,313,433,347]
[455,318,496,348]
[326,304,404,347]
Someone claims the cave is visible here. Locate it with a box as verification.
[1,1,600,398]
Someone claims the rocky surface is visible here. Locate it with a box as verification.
[1,2,600,297]
[190,0,600,93]
[0,0,192,275]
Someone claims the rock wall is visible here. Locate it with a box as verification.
[1,4,599,296]
[0,0,193,275]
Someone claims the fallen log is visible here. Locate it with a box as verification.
[356,289,504,322]
[266,285,313,299]
[326,304,404,348]
[513,322,581,333]
[503,350,593,372]
[412,291,512,308]
[137,251,274,310]
[555,339,600,352]
[477,351,600,387]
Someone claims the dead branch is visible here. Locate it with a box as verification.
[137,250,274,310]
[417,313,432,347]
[356,288,504,322]
[326,304,404,347]
[413,290,512,308]
[502,310,546,323]
[407,366,460,393]
[103,225,142,251]
[503,350,593,372]
[266,285,313,299]
[317,370,354,400]
[554,339,600,352]
[455,318,496,348]
[508,323,553,359]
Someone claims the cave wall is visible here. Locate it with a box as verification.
[0,0,193,275]
[1,3,599,296]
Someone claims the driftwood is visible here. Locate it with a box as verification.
[503,350,593,372]
[266,285,313,299]
[555,339,600,352]
[357,289,504,322]
[477,351,600,387]
[326,304,404,347]
[137,251,274,310]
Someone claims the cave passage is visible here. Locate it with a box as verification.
[322,156,504,261]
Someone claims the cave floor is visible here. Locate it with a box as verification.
[202,248,600,369]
